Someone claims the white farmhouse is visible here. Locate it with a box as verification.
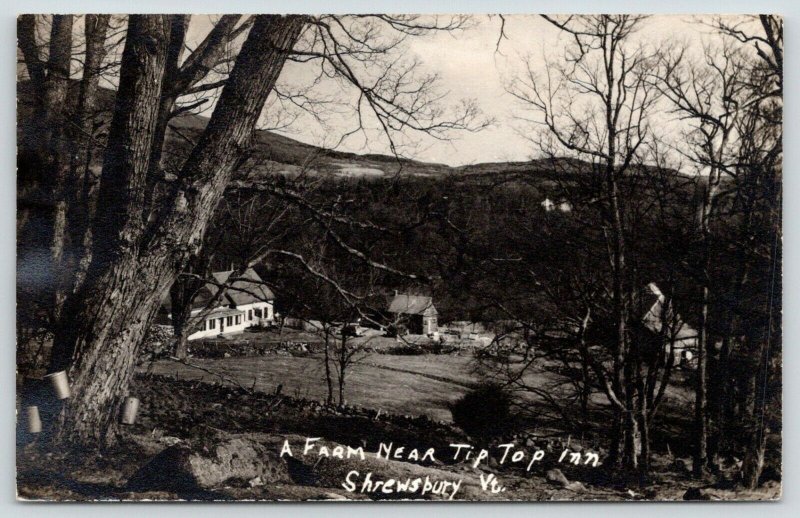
[161,268,276,340]
[541,197,573,213]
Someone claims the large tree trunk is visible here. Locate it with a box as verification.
[49,15,305,449]
[740,331,770,489]
[17,15,74,315]
[143,15,242,216]
[61,15,112,301]
[17,15,46,90]
[170,282,194,360]
[46,15,76,297]
[48,14,172,445]
[145,15,189,182]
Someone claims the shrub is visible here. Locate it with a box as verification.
[387,344,426,355]
[451,382,513,440]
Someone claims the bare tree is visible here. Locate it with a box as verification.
[648,15,782,487]
[17,15,74,314]
[727,40,781,488]
[655,41,750,475]
[508,14,660,472]
[63,15,113,298]
[47,15,307,446]
[19,14,482,449]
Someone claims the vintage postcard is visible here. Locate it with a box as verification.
[16,14,781,501]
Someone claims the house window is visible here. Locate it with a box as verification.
[248,310,253,320]
[235,315,241,325]
[227,316,233,326]
[255,308,262,318]
[208,319,215,330]
[201,320,206,331]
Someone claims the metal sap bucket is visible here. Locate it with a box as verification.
[44,371,71,399]
[120,397,140,425]
[26,405,42,433]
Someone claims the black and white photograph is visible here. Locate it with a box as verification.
[14,12,782,502]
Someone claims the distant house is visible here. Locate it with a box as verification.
[387,292,438,335]
[161,268,276,340]
[541,197,573,213]
[636,282,698,365]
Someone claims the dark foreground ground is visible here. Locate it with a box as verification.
[16,374,781,502]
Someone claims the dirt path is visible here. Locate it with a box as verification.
[359,360,476,389]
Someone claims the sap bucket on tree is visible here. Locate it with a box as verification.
[121,397,140,425]
[44,371,71,399]
[26,405,42,434]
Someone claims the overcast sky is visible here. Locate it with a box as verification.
[111,15,753,167]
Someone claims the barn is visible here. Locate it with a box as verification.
[637,282,698,365]
[386,293,438,335]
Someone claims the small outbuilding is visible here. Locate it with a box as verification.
[637,282,698,365]
[386,293,438,335]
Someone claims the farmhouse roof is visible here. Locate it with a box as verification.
[162,268,274,312]
[210,268,275,306]
[387,293,438,316]
[202,307,244,319]
[638,282,697,341]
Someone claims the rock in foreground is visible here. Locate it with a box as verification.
[127,437,291,493]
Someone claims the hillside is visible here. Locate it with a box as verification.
[166,108,591,184]
[17,80,596,185]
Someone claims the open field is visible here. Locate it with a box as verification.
[146,348,682,424]
[196,326,487,351]
[147,353,476,422]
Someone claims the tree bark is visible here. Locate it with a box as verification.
[694,221,710,475]
[693,130,727,475]
[170,280,194,360]
[145,15,189,180]
[64,15,112,297]
[338,334,349,407]
[45,15,75,280]
[49,15,305,449]
[17,15,74,311]
[324,327,334,406]
[17,15,46,90]
[144,15,242,216]
[740,331,770,489]
[48,14,172,446]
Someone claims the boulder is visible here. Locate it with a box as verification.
[127,437,291,493]
[545,468,569,487]
[564,481,585,492]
